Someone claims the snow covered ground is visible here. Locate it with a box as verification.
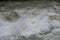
[0,1,60,40]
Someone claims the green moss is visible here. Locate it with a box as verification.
[0,2,7,7]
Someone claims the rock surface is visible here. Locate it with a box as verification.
[0,1,60,40]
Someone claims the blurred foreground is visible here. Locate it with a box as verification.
[0,1,60,40]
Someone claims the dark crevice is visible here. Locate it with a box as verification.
[40,27,54,35]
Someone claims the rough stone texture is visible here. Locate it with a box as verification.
[0,1,60,40]
[5,12,19,21]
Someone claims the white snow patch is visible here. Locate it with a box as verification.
[0,9,53,38]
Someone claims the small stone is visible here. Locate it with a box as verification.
[49,15,60,20]
[5,12,19,21]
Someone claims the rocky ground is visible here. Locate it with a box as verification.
[0,1,60,40]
